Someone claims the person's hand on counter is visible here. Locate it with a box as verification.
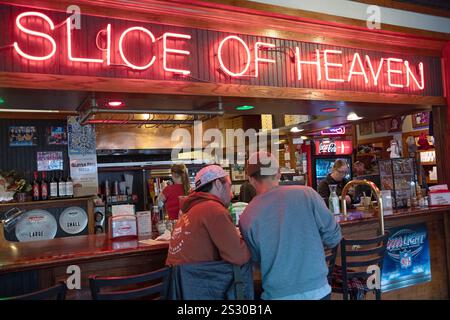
[345,195,352,205]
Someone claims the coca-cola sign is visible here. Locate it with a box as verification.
[314,140,352,155]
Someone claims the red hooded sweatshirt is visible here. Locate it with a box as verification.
[165,192,250,266]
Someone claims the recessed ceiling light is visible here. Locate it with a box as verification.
[0,97,5,105]
[290,126,304,133]
[107,100,124,107]
[300,136,308,140]
[321,107,339,113]
[143,114,150,120]
[236,105,254,111]
[347,112,363,121]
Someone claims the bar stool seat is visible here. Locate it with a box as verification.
[4,281,67,300]
[89,267,169,300]
[331,232,389,300]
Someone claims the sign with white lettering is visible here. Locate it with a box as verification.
[381,223,431,292]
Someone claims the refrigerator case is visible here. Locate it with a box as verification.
[312,156,353,190]
[311,139,353,190]
[378,158,418,209]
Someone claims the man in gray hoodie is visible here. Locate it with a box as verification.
[239,151,342,300]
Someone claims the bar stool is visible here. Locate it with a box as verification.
[332,232,389,300]
[325,245,338,285]
[89,267,169,300]
[5,281,67,300]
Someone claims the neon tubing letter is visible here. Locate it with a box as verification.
[387,58,404,88]
[365,55,384,86]
[163,32,192,75]
[404,61,424,90]
[67,18,103,63]
[324,49,344,82]
[118,27,156,70]
[218,35,251,77]
[347,52,368,83]
[254,42,275,78]
[295,47,321,81]
[13,12,56,61]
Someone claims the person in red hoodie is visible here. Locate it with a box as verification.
[166,164,250,266]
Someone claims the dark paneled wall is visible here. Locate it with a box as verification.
[0,119,69,182]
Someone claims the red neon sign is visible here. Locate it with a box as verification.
[8,9,427,92]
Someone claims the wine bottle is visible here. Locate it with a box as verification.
[50,173,58,199]
[41,171,49,201]
[66,174,74,198]
[32,171,40,201]
[58,171,66,198]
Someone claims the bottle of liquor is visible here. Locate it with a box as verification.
[32,171,40,201]
[328,185,340,215]
[58,171,66,198]
[50,172,58,199]
[40,171,49,201]
[66,174,74,198]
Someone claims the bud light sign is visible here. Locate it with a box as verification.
[381,223,431,292]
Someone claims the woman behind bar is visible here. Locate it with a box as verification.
[317,159,352,205]
[158,164,191,220]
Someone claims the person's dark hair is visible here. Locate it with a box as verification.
[196,177,227,193]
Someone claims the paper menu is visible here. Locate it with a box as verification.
[136,211,152,236]
[111,204,135,216]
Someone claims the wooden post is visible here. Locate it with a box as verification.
[436,42,450,186]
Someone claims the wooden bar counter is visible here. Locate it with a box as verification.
[336,206,450,299]
[1,206,450,299]
[0,234,169,299]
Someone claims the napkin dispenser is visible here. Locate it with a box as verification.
[108,214,137,239]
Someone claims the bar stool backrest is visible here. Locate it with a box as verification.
[325,245,338,284]
[6,281,67,300]
[340,231,390,300]
[89,267,169,300]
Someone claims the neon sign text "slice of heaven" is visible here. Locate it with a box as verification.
[12,11,425,90]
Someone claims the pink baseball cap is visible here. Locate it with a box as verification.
[194,165,229,190]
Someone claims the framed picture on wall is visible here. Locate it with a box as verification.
[230,164,247,182]
[374,119,388,133]
[37,151,64,171]
[359,122,372,136]
[388,117,402,132]
[9,126,37,147]
[47,126,68,145]
[412,112,430,129]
